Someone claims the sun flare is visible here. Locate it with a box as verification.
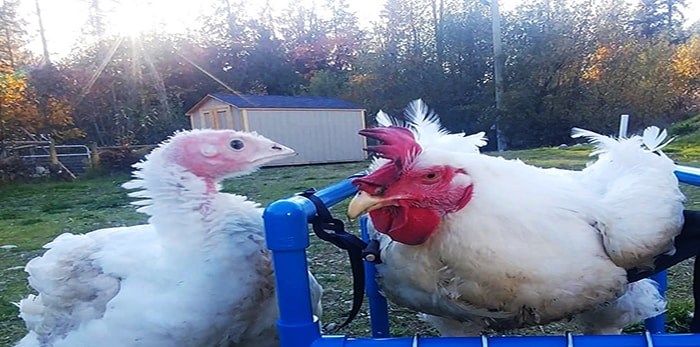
[108,0,155,38]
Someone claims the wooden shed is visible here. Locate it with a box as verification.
[185,93,367,165]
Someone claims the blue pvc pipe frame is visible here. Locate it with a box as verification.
[262,166,700,347]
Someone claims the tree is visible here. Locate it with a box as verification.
[323,0,364,72]
[0,0,28,68]
[2,0,694,151]
[278,2,331,79]
[496,0,596,147]
[306,69,347,97]
[671,35,700,112]
[0,62,81,150]
[65,33,190,145]
[633,0,687,40]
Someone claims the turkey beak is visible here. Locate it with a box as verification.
[347,191,385,219]
[255,143,296,165]
[268,143,296,159]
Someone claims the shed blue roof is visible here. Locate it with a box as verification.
[209,93,363,110]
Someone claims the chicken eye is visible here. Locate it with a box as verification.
[229,139,245,151]
[423,172,440,183]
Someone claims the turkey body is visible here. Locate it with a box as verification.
[15,129,323,347]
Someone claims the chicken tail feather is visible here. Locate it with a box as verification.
[642,126,675,153]
[576,279,667,334]
[571,128,619,156]
[571,125,675,157]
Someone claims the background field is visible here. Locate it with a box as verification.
[2,145,700,346]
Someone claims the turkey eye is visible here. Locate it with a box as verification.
[229,139,245,150]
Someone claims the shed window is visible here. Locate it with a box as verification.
[202,111,214,128]
[216,110,229,129]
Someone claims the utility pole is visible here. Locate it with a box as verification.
[490,0,506,152]
[35,0,51,65]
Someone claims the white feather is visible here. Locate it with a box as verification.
[404,99,487,154]
[367,100,487,173]
[404,99,450,140]
[375,110,403,127]
[571,127,619,157]
[576,279,667,334]
[642,126,675,152]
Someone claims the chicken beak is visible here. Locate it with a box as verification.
[347,191,386,219]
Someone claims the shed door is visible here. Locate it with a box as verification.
[202,111,214,128]
[216,109,229,129]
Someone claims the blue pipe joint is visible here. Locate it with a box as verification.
[264,199,310,251]
[264,198,321,346]
[277,317,323,347]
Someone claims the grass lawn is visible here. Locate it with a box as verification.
[1,146,700,345]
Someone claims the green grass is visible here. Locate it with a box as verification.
[1,147,700,345]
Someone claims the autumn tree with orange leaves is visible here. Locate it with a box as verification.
[0,61,82,154]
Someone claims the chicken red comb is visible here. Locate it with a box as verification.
[353,126,422,194]
[359,126,421,170]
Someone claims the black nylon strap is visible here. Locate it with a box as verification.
[300,189,368,331]
[627,210,700,282]
[691,254,700,332]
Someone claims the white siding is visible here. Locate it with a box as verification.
[245,109,366,165]
[231,109,243,130]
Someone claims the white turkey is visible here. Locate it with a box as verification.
[15,129,323,347]
[347,99,685,335]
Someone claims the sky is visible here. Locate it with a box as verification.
[16,0,700,60]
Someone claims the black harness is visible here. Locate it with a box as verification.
[299,188,380,331]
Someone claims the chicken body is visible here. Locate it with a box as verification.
[350,100,683,335]
[16,129,323,347]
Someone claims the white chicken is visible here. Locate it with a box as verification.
[15,129,323,347]
[347,99,684,335]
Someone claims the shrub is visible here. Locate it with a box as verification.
[96,145,154,173]
[0,155,35,183]
[670,114,700,137]
[97,146,142,173]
